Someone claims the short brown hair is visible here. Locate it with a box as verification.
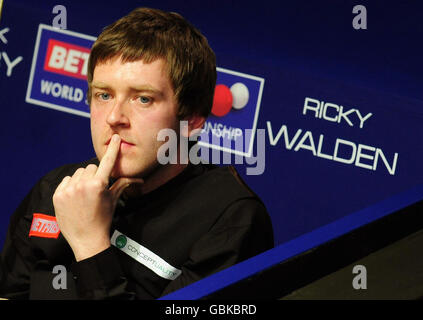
[87,7,216,119]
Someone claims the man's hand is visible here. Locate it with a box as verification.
[53,134,143,261]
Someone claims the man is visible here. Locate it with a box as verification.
[0,7,274,299]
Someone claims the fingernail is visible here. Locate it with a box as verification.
[113,134,120,142]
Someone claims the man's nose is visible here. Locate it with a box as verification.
[106,99,129,127]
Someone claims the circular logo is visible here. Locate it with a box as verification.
[115,235,127,249]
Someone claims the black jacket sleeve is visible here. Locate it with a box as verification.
[69,246,133,299]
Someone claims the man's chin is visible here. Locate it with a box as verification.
[110,165,135,179]
[110,164,156,180]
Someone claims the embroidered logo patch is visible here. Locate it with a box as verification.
[29,213,60,239]
[111,230,182,281]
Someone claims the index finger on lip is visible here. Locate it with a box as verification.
[95,134,121,181]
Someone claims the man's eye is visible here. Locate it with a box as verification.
[98,93,110,100]
[139,96,151,104]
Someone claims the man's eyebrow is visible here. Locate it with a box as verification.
[129,85,162,95]
[91,82,111,89]
[91,83,163,95]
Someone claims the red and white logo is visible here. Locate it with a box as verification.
[199,67,265,158]
[29,213,60,239]
[43,39,90,80]
[211,82,250,117]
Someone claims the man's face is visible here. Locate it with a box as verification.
[90,56,180,179]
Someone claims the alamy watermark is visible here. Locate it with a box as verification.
[52,5,67,30]
[157,121,266,175]
[352,264,367,290]
[352,5,367,30]
[52,264,67,290]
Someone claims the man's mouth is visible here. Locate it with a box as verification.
[105,136,135,146]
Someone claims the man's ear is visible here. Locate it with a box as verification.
[181,115,206,138]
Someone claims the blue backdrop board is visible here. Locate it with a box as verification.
[0,0,422,297]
